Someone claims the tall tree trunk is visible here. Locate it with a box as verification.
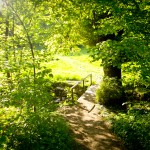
[8,3,36,83]
[103,64,122,86]
[103,65,121,80]
[5,14,11,80]
[12,13,16,62]
[6,1,37,112]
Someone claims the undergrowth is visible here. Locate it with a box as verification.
[0,108,74,150]
[96,77,125,106]
[111,102,150,150]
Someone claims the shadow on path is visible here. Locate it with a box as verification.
[60,85,126,150]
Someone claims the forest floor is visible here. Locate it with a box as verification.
[59,84,126,150]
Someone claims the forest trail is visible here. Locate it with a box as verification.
[60,84,126,150]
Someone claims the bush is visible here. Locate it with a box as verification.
[1,112,74,150]
[96,77,124,106]
[112,108,150,150]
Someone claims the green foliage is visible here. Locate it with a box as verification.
[96,77,124,106]
[122,62,150,101]
[0,0,149,149]
[0,110,74,150]
[122,61,150,88]
[112,104,150,150]
[0,61,54,110]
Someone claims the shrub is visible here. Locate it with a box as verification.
[112,108,150,150]
[2,112,74,150]
[96,77,124,106]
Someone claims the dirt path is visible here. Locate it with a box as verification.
[60,85,125,150]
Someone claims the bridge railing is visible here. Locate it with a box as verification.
[70,74,92,101]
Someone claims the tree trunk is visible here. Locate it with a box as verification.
[103,65,122,87]
[5,15,11,79]
[103,65,121,80]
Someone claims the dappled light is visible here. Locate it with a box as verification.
[60,85,125,150]
[0,0,149,149]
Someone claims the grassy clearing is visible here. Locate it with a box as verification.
[43,53,103,82]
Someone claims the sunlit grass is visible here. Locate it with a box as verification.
[43,54,103,82]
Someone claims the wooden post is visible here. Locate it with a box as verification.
[90,74,92,85]
[71,88,74,101]
[70,74,93,102]
[83,80,85,92]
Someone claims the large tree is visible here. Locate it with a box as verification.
[75,0,150,83]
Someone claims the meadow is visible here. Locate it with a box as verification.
[43,53,103,82]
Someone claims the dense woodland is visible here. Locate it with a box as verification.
[0,0,150,150]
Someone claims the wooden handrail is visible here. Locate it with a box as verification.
[70,74,92,101]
